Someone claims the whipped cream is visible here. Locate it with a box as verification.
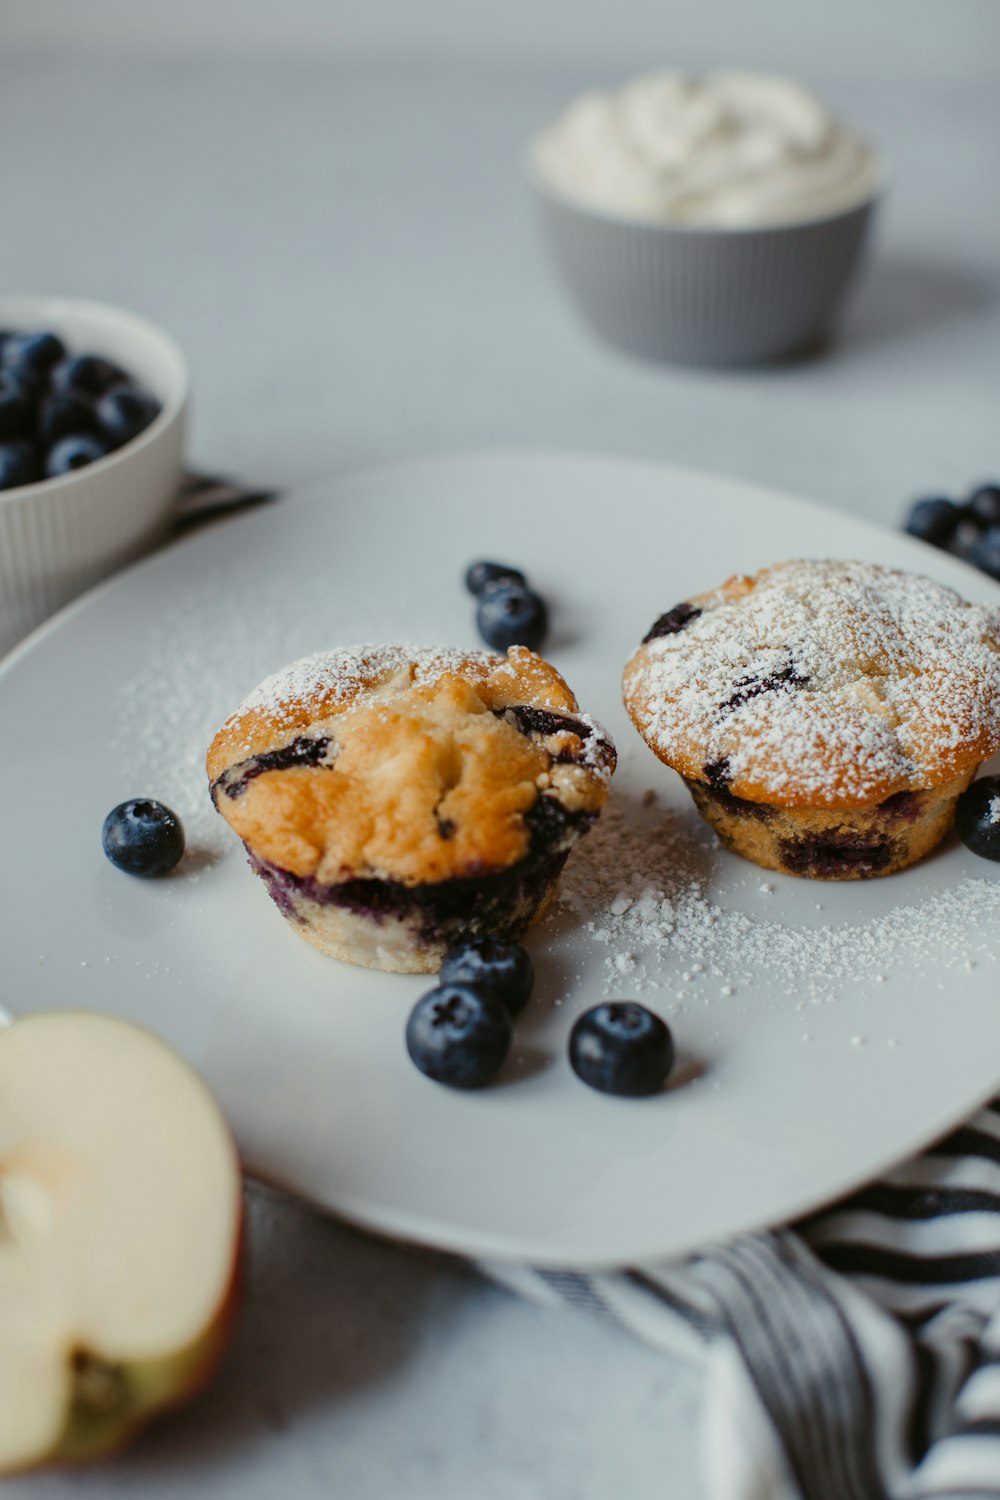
[532,69,879,228]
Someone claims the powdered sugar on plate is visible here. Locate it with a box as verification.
[553,788,1000,1007]
[109,566,393,857]
[108,552,1000,1018]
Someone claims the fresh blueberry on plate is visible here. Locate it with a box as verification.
[102,799,185,877]
[0,440,39,490]
[95,386,161,449]
[966,484,1000,531]
[439,937,534,1017]
[955,776,1000,862]
[476,582,548,652]
[405,983,512,1088]
[568,1002,674,1097]
[464,560,527,596]
[45,433,109,477]
[50,353,126,399]
[903,496,961,548]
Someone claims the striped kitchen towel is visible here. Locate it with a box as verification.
[486,1099,1000,1500]
[172,472,278,533]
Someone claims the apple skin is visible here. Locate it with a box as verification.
[53,1217,244,1468]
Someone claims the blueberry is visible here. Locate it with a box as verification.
[970,526,1000,582]
[703,758,732,790]
[439,937,534,1017]
[464,560,527,597]
[568,1002,674,1097]
[1,330,66,380]
[45,433,109,477]
[966,484,1000,531]
[37,393,98,447]
[720,658,809,715]
[476,582,548,653]
[955,776,1000,861]
[642,602,702,643]
[50,353,126,399]
[405,983,512,1088]
[95,385,161,449]
[903,496,961,548]
[102,799,185,876]
[0,373,33,439]
[0,439,39,490]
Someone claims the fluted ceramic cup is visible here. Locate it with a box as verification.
[529,166,881,368]
[0,295,188,657]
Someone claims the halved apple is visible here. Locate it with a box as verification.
[0,1010,243,1472]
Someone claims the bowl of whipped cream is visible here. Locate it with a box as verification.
[529,69,882,366]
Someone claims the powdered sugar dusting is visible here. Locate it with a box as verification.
[110,568,393,856]
[230,643,501,733]
[108,553,999,1017]
[570,711,616,787]
[626,560,1000,803]
[225,645,616,782]
[554,791,1000,1005]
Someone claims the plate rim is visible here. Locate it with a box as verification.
[6,441,1000,684]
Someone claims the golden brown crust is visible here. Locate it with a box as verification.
[208,644,614,884]
[207,644,579,778]
[622,559,1000,809]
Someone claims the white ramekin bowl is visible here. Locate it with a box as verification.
[0,295,188,656]
[528,164,882,369]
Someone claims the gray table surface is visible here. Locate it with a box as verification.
[1,52,998,1500]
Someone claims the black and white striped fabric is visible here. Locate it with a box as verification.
[182,478,1000,1499]
[486,1100,1000,1500]
[172,472,278,534]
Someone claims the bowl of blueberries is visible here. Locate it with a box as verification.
[0,294,188,656]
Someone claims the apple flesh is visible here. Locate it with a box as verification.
[0,1010,243,1472]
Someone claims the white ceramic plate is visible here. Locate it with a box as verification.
[3,450,1000,1268]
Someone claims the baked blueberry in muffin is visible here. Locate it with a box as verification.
[622,560,1000,879]
[207,644,615,971]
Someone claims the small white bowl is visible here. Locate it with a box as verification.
[528,163,882,369]
[0,295,188,656]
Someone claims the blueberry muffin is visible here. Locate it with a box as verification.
[622,560,1000,879]
[208,644,615,971]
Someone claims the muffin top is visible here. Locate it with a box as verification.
[622,559,1000,808]
[208,644,615,885]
